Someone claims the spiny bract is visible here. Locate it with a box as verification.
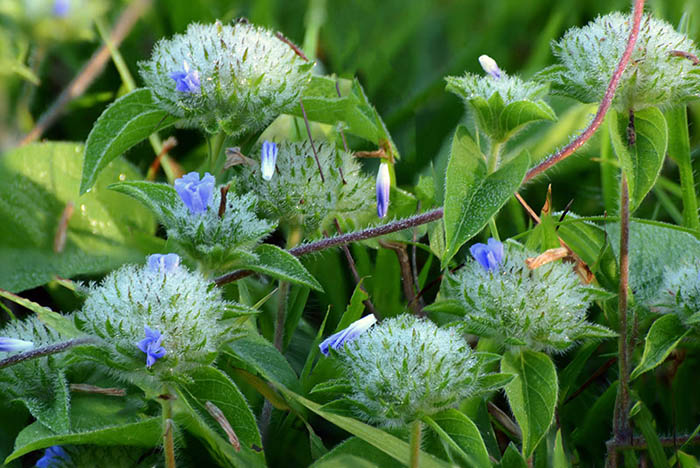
[446,71,549,107]
[444,241,614,353]
[236,140,374,234]
[337,314,480,427]
[541,12,700,111]
[139,21,314,135]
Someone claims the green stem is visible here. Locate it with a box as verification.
[302,0,326,60]
[209,132,227,174]
[600,115,619,214]
[409,420,422,468]
[94,16,176,182]
[273,227,304,351]
[487,142,502,240]
[161,394,176,468]
[665,106,699,230]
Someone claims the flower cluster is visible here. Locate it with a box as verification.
[655,262,700,328]
[164,172,275,271]
[443,240,614,352]
[335,314,481,427]
[139,21,314,135]
[76,254,241,375]
[236,141,374,234]
[540,13,700,111]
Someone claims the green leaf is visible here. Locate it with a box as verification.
[280,388,450,468]
[108,180,181,220]
[609,107,668,212]
[558,342,597,403]
[312,437,398,468]
[334,281,368,332]
[501,349,558,458]
[243,244,324,291]
[0,289,80,337]
[81,88,179,194]
[631,401,670,468]
[5,394,160,463]
[499,443,527,468]
[630,314,689,380]
[225,333,300,391]
[553,429,570,468]
[176,366,261,449]
[0,142,159,292]
[423,409,491,468]
[442,125,529,266]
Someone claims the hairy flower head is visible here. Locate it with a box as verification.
[655,261,700,328]
[139,21,314,135]
[541,13,700,111]
[444,241,614,352]
[336,314,481,427]
[236,141,374,234]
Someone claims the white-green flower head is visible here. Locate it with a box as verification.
[236,141,374,234]
[541,13,700,111]
[337,314,480,427]
[168,173,276,270]
[77,256,237,375]
[655,262,700,328]
[139,21,314,135]
[446,57,549,106]
[444,241,614,353]
[445,55,553,142]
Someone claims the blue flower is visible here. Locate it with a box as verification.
[52,0,70,17]
[147,253,180,274]
[478,54,502,79]
[470,238,504,272]
[376,162,390,218]
[174,171,215,215]
[260,141,278,181]
[319,314,377,356]
[0,337,34,353]
[36,446,70,468]
[137,326,166,368]
[169,61,200,94]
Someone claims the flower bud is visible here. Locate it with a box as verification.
[0,337,34,353]
[260,141,278,181]
[147,253,180,274]
[376,162,390,218]
[478,54,502,79]
[319,314,376,356]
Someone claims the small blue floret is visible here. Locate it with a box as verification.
[52,0,70,17]
[147,253,180,274]
[376,163,390,218]
[470,238,504,272]
[174,171,216,215]
[36,446,70,468]
[137,326,167,368]
[169,61,200,94]
[0,337,34,353]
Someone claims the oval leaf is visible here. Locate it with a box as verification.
[630,314,689,380]
[424,409,491,468]
[442,125,529,266]
[81,88,179,194]
[244,244,324,292]
[501,349,558,458]
[609,107,668,212]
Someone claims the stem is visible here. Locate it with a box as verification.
[487,142,502,240]
[332,220,377,318]
[409,420,422,468]
[0,338,96,370]
[214,208,443,286]
[525,0,645,182]
[161,396,176,468]
[302,0,326,60]
[613,175,632,443]
[273,228,303,351]
[209,132,227,174]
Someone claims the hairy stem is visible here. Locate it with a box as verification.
[0,337,96,370]
[162,396,176,468]
[613,175,632,443]
[409,420,422,468]
[214,209,443,286]
[524,0,645,182]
